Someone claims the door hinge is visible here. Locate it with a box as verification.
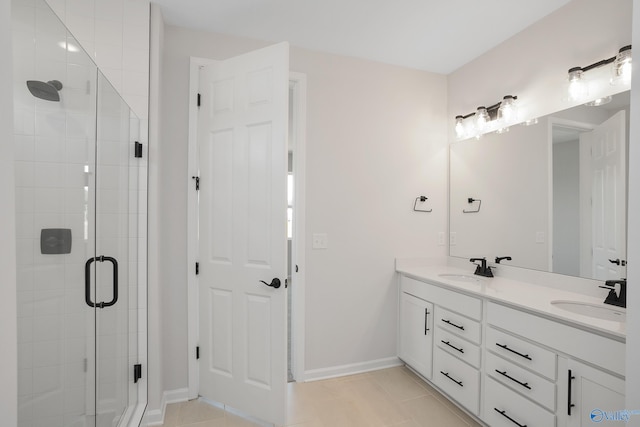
[134,141,143,158]
[197,93,201,107]
[195,262,200,275]
[192,176,200,191]
[196,346,200,360]
[134,364,142,383]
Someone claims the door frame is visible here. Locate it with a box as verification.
[187,56,307,400]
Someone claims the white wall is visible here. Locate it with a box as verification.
[158,26,447,392]
[626,0,640,420]
[1,0,18,424]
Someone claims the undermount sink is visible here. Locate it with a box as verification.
[551,300,626,322]
[438,273,483,283]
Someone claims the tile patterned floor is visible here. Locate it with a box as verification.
[154,366,482,427]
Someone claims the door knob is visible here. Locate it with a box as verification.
[260,278,281,289]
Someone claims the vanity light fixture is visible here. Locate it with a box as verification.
[454,95,518,139]
[567,45,632,100]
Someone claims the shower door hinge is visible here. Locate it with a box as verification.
[196,346,200,360]
[195,262,200,275]
[197,93,201,107]
[134,364,142,383]
[192,176,200,191]
[134,141,143,158]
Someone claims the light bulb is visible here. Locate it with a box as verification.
[612,45,632,85]
[567,67,587,101]
[497,95,517,124]
[475,106,490,132]
[455,116,466,139]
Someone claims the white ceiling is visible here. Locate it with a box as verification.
[153,0,571,74]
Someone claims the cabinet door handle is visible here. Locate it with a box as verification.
[495,369,531,390]
[496,343,532,361]
[441,340,464,354]
[568,369,576,415]
[424,308,430,335]
[440,371,463,387]
[494,408,527,427]
[441,318,464,330]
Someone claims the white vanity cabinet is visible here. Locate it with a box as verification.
[397,273,626,427]
[485,302,626,427]
[399,291,434,379]
[399,275,483,415]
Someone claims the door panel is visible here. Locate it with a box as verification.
[198,42,289,426]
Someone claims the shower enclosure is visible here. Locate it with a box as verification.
[12,0,146,426]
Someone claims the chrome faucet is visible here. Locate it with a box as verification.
[470,257,494,277]
[600,279,627,308]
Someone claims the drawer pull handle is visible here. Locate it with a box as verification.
[441,319,465,330]
[496,343,532,361]
[441,340,464,354]
[440,371,463,387]
[424,308,430,335]
[494,408,527,427]
[495,369,531,390]
[568,369,576,415]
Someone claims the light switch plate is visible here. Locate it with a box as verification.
[536,231,545,243]
[312,233,328,249]
[437,232,445,246]
[449,232,457,246]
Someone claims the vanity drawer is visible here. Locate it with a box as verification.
[433,348,480,415]
[484,377,555,427]
[435,327,481,368]
[401,276,482,320]
[487,327,557,380]
[435,307,481,344]
[486,352,556,411]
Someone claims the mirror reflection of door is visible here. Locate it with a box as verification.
[552,109,627,280]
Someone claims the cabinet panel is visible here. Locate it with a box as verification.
[566,359,625,427]
[487,326,557,380]
[486,352,556,411]
[484,377,556,427]
[399,292,433,379]
[435,327,481,368]
[436,306,481,344]
[433,348,480,415]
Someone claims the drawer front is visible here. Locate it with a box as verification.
[486,352,556,411]
[435,327,481,368]
[484,377,555,427]
[487,327,557,380]
[436,306,481,344]
[433,348,480,415]
[401,276,482,320]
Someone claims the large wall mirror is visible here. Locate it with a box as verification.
[449,90,629,281]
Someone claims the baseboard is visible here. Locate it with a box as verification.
[303,357,403,382]
[142,388,189,426]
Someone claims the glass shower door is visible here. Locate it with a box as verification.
[93,72,139,427]
[13,1,143,426]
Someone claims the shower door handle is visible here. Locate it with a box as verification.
[85,256,119,308]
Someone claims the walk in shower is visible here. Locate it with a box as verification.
[12,0,147,425]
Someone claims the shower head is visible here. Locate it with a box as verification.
[26,80,63,102]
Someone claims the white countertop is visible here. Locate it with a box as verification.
[397,264,626,340]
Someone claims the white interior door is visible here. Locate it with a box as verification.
[197,43,289,426]
[579,111,626,279]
